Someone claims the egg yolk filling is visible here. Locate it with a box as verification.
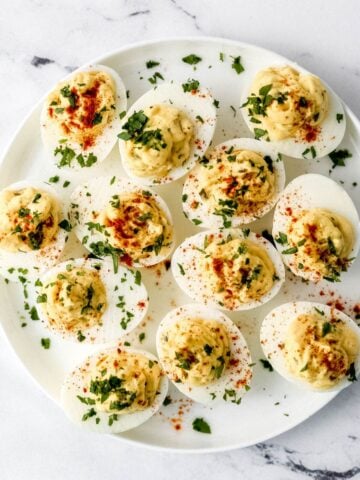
[285,208,354,281]
[284,311,358,389]
[198,148,276,218]
[121,105,194,178]
[160,318,231,386]
[40,266,107,332]
[80,351,161,415]
[243,66,329,142]
[47,70,116,149]
[99,191,172,263]
[202,236,276,309]
[0,187,59,252]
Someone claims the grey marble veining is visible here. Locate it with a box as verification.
[1,1,360,479]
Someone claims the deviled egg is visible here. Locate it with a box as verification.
[61,346,168,433]
[182,138,285,227]
[273,174,360,283]
[36,257,148,343]
[156,304,252,404]
[70,176,174,268]
[0,180,68,281]
[41,64,127,169]
[172,229,285,311]
[260,301,360,391]
[240,65,346,159]
[118,82,217,185]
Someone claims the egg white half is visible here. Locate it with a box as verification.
[37,257,148,343]
[61,346,168,433]
[156,303,253,405]
[118,83,217,185]
[41,64,127,170]
[70,175,175,267]
[182,137,286,228]
[260,301,360,392]
[171,229,285,311]
[272,173,360,282]
[240,63,346,159]
[0,180,68,282]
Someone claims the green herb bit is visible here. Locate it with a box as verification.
[231,56,244,75]
[275,232,288,245]
[282,246,298,255]
[30,306,39,321]
[182,79,200,93]
[148,71,164,85]
[336,113,344,123]
[139,332,145,343]
[322,321,332,337]
[182,54,202,65]
[82,408,97,422]
[254,128,268,140]
[192,417,211,434]
[260,359,273,372]
[134,270,141,286]
[329,149,352,168]
[49,175,60,183]
[58,219,72,232]
[146,60,160,69]
[163,395,172,406]
[347,362,357,382]
[178,263,185,275]
[41,338,51,349]
[60,85,77,108]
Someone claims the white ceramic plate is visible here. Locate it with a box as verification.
[1,37,360,453]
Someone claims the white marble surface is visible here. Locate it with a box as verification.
[1,1,360,478]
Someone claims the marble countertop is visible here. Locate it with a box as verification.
[1,1,360,479]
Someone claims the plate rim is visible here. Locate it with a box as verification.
[1,34,359,454]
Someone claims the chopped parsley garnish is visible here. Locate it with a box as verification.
[146,60,160,69]
[92,112,102,125]
[60,85,77,108]
[328,149,352,168]
[260,359,273,372]
[77,331,86,342]
[89,240,124,274]
[36,293,47,303]
[178,263,185,275]
[41,338,51,349]
[254,128,268,140]
[302,146,317,159]
[58,219,72,232]
[282,246,298,255]
[54,144,98,168]
[219,52,225,62]
[182,79,200,93]
[192,417,211,434]
[213,99,220,108]
[148,71,164,85]
[347,362,357,382]
[223,388,242,405]
[182,54,202,65]
[195,115,204,123]
[336,113,344,123]
[275,232,288,245]
[242,84,273,117]
[314,307,325,316]
[118,110,166,150]
[139,332,145,343]
[32,193,42,203]
[82,408,97,422]
[204,344,213,355]
[30,306,39,321]
[49,175,59,183]
[322,322,332,337]
[192,218,202,225]
[231,56,244,74]
[163,395,172,406]
[134,270,141,286]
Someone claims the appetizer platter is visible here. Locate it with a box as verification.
[0,37,360,453]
